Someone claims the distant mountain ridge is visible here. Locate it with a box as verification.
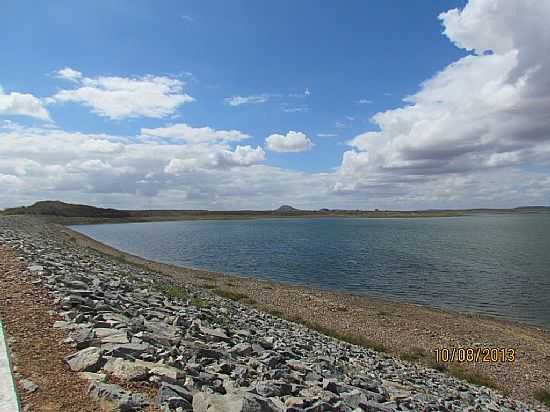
[3,201,131,218]
[3,201,306,216]
[514,206,550,211]
[2,201,549,222]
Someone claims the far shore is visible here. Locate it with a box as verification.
[57,221,550,403]
[4,199,549,226]
[6,210,471,226]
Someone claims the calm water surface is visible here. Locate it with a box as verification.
[72,215,550,328]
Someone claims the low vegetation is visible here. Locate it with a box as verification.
[400,347,428,362]
[265,308,284,318]
[447,367,495,388]
[534,389,550,407]
[190,298,209,309]
[155,283,188,300]
[284,315,386,353]
[212,288,256,304]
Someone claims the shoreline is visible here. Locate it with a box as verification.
[64,223,548,333]
[58,221,550,403]
[1,215,549,409]
[14,212,471,226]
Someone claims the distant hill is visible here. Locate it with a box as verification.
[3,201,131,218]
[2,200,548,224]
[275,205,301,213]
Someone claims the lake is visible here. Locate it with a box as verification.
[72,215,550,328]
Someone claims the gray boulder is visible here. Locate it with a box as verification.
[64,347,103,372]
[193,391,283,412]
[102,358,149,381]
[88,381,150,411]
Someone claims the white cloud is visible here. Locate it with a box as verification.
[357,99,373,104]
[224,95,270,107]
[140,123,250,144]
[265,131,314,153]
[51,68,194,119]
[0,122,272,208]
[210,145,266,168]
[55,67,83,82]
[289,88,311,98]
[335,121,350,129]
[281,103,309,113]
[163,145,265,175]
[0,87,51,121]
[317,133,337,138]
[336,0,550,204]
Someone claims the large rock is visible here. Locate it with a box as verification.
[64,347,103,372]
[358,400,395,412]
[134,360,185,381]
[101,342,151,357]
[229,343,253,357]
[199,326,232,342]
[157,383,193,411]
[101,332,129,344]
[103,358,149,381]
[88,381,150,411]
[193,391,283,412]
[253,381,292,398]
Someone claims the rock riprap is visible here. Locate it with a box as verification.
[0,217,543,411]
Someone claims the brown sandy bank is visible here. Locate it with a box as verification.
[60,224,550,406]
[0,244,101,411]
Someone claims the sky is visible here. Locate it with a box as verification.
[1,0,549,210]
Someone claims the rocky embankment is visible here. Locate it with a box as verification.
[0,216,543,411]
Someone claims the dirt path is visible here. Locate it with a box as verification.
[0,244,101,412]
[63,224,550,406]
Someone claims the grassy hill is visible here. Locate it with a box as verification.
[3,201,131,219]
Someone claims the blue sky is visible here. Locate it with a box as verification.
[1,0,549,209]
[2,0,467,172]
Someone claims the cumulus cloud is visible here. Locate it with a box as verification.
[336,0,550,204]
[224,94,271,106]
[51,68,194,119]
[140,123,249,144]
[0,87,51,121]
[265,131,314,153]
[164,145,265,175]
[55,67,83,82]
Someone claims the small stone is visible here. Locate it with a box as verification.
[359,400,395,412]
[20,378,39,393]
[78,372,107,382]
